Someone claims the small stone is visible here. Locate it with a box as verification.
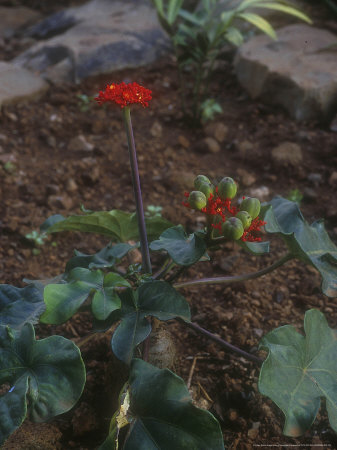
[203,137,220,153]
[237,140,254,157]
[330,113,337,132]
[204,122,228,143]
[45,184,60,195]
[0,133,8,142]
[329,171,337,187]
[247,422,260,439]
[66,178,78,192]
[271,141,302,166]
[178,135,190,149]
[150,120,163,138]
[48,195,73,210]
[0,153,16,164]
[47,135,57,148]
[68,134,94,152]
[303,187,317,202]
[236,168,256,187]
[249,186,270,201]
[307,173,322,186]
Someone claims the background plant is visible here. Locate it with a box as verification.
[151,0,311,124]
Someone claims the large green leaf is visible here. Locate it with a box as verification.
[43,210,172,243]
[100,359,225,449]
[65,242,134,272]
[111,281,190,364]
[259,309,337,437]
[41,268,130,323]
[264,196,337,297]
[0,285,45,330]
[150,225,207,266]
[0,323,85,445]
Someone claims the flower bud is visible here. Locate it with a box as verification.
[188,191,207,210]
[235,211,252,230]
[194,175,211,190]
[240,197,260,219]
[198,181,215,200]
[218,177,237,200]
[222,217,244,240]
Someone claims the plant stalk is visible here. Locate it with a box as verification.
[177,318,263,364]
[173,253,293,289]
[123,107,152,274]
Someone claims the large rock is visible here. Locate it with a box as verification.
[0,62,48,108]
[0,6,42,39]
[14,0,170,84]
[234,24,337,121]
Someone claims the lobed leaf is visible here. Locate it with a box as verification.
[43,209,172,243]
[0,284,45,330]
[111,281,190,364]
[101,359,225,449]
[150,225,207,266]
[0,323,85,446]
[259,309,337,437]
[264,196,337,297]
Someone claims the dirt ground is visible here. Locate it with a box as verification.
[1,1,337,449]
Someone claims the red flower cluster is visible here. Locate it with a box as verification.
[183,189,266,242]
[95,82,152,108]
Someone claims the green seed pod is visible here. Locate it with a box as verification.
[188,191,207,210]
[240,197,260,219]
[198,181,215,200]
[235,210,252,230]
[222,217,244,240]
[194,175,211,190]
[218,177,237,200]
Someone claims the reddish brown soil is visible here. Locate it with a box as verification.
[1,1,337,449]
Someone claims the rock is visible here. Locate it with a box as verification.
[236,168,256,187]
[234,24,337,121]
[307,173,322,186]
[45,184,60,195]
[330,113,337,132]
[48,194,73,210]
[329,171,337,187]
[0,6,42,39]
[178,135,190,149]
[204,122,228,143]
[66,178,78,192]
[271,141,302,166]
[249,186,270,201]
[303,187,317,202]
[237,140,254,157]
[150,120,163,138]
[0,62,48,108]
[14,0,170,83]
[68,134,94,152]
[203,137,220,153]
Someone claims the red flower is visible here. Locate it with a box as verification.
[95,82,152,108]
[182,187,266,242]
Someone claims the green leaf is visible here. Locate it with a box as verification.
[65,242,134,272]
[264,196,337,297]
[0,323,85,445]
[259,309,337,437]
[106,359,225,449]
[179,8,204,26]
[238,12,277,39]
[0,285,45,330]
[249,2,311,24]
[150,225,207,266]
[42,268,129,324]
[43,209,172,243]
[111,281,190,364]
[225,26,244,46]
[167,0,184,25]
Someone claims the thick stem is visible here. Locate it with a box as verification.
[123,107,152,274]
[177,318,263,364]
[174,253,293,289]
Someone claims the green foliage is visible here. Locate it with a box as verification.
[150,225,207,265]
[101,359,225,449]
[259,309,337,437]
[152,0,311,124]
[264,196,337,297]
[42,268,130,323]
[0,285,45,330]
[43,209,172,243]
[287,188,303,204]
[25,230,48,246]
[0,323,85,446]
[111,281,190,364]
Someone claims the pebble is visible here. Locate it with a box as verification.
[150,120,163,138]
[328,171,337,187]
[237,140,254,157]
[203,137,220,153]
[68,134,94,152]
[271,141,303,166]
[48,194,73,210]
[307,173,322,186]
[330,113,337,132]
[303,187,317,202]
[45,184,60,195]
[236,168,256,187]
[66,178,78,192]
[178,135,190,149]
[204,122,228,143]
[249,186,270,201]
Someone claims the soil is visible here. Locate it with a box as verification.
[1,1,337,449]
